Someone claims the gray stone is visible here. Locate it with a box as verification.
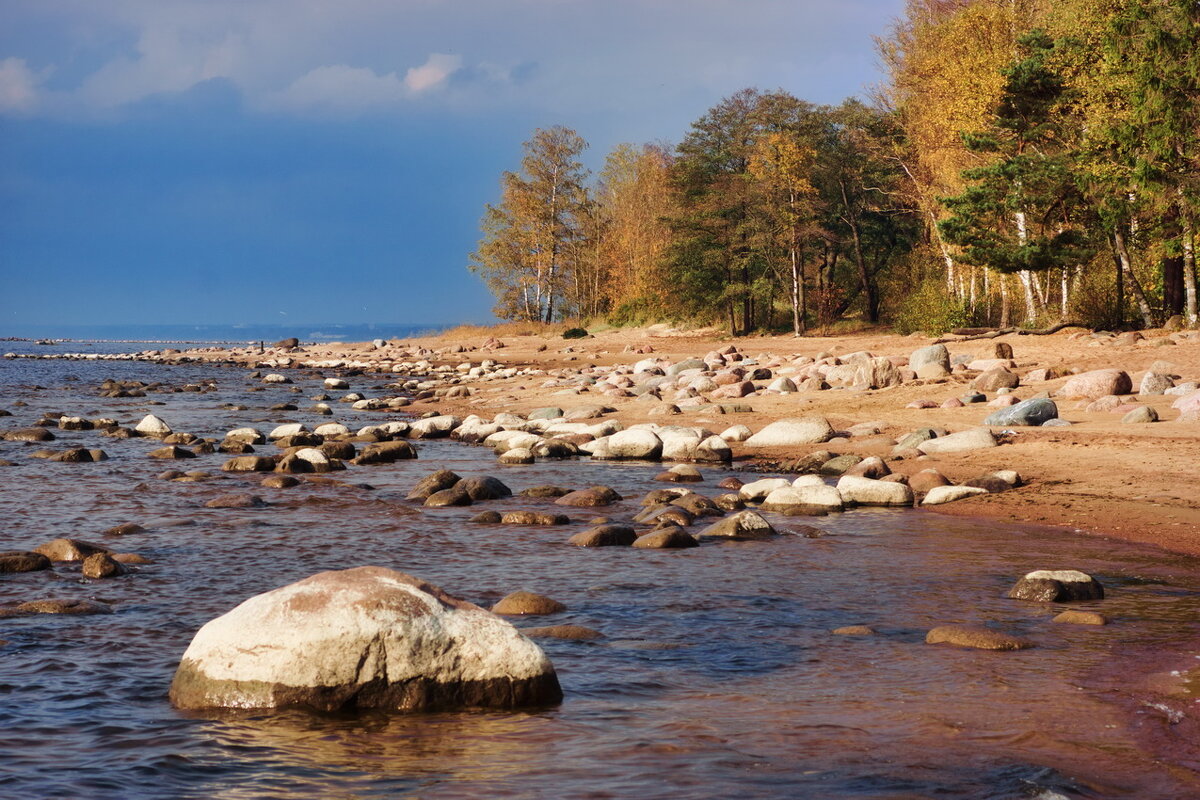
[909,344,950,372]
[984,398,1058,426]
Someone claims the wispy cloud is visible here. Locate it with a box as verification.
[404,53,462,93]
[0,57,42,113]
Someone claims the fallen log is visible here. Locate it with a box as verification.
[933,321,1085,345]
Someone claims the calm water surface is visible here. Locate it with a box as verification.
[2,342,1199,799]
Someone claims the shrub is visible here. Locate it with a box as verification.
[561,327,589,339]
[892,281,972,335]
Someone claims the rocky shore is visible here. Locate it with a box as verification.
[10,323,1196,554]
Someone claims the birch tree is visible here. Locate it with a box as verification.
[469,127,591,322]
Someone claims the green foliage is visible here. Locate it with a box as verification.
[892,280,972,335]
[561,327,589,339]
[939,30,1095,276]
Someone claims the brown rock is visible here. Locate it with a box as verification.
[568,525,637,547]
[1052,610,1107,626]
[632,526,699,549]
[832,625,875,636]
[204,493,267,509]
[0,551,51,573]
[49,448,93,463]
[261,475,300,489]
[149,446,196,460]
[424,487,473,507]
[925,625,1033,650]
[103,523,146,536]
[908,469,951,494]
[518,485,573,499]
[491,591,567,615]
[500,511,570,526]
[406,470,462,501]
[2,599,113,617]
[555,486,622,507]
[714,493,746,511]
[34,538,110,562]
[2,427,55,442]
[520,625,603,641]
[112,553,152,565]
[222,456,276,473]
[354,440,418,465]
[81,553,127,579]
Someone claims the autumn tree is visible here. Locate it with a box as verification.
[748,131,818,334]
[1106,0,1200,324]
[469,127,591,322]
[593,142,677,320]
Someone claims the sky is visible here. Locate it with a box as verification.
[0,0,906,331]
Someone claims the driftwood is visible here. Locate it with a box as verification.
[933,321,1085,345]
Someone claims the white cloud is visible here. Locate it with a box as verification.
[0,57,40,113]
[271,64,407,112]
[404,53,462,93]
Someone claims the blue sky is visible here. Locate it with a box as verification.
[0,0,905,330]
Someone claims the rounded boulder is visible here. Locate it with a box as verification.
[169,566,562,712]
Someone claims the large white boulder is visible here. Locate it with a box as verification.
[743,417,835,447]
[836,476,913,507]
[169,567,562,712]
[602,429,663,460]
[760,484,845,513]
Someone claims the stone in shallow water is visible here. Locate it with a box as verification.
[1007,570,1104,603]
[169,566,561,712]
[0,551,50,573]
[925,624,1033,650]
[491,591,566,616]
[520,625,602,641]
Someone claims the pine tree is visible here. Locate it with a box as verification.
[939,30,1092,325]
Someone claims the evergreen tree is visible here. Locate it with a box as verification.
[939,30,1092,324]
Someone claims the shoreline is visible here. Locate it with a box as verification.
[7,323,1200,556]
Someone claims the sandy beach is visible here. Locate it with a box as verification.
[146,322,1200,556]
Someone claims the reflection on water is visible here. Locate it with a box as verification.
[1,344,1199,798]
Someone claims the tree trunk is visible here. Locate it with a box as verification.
[790,244,804,335]
[1060,267,1069,320]
[999,273,1010,328]
[840,180,878,322]
[1112,227,1154,328]
[1183,213,1198,326]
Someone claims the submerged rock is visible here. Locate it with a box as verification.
[491,591,566,616]
[925,624,1033,651]
[169,566,562,712]
[0,551,51,573]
